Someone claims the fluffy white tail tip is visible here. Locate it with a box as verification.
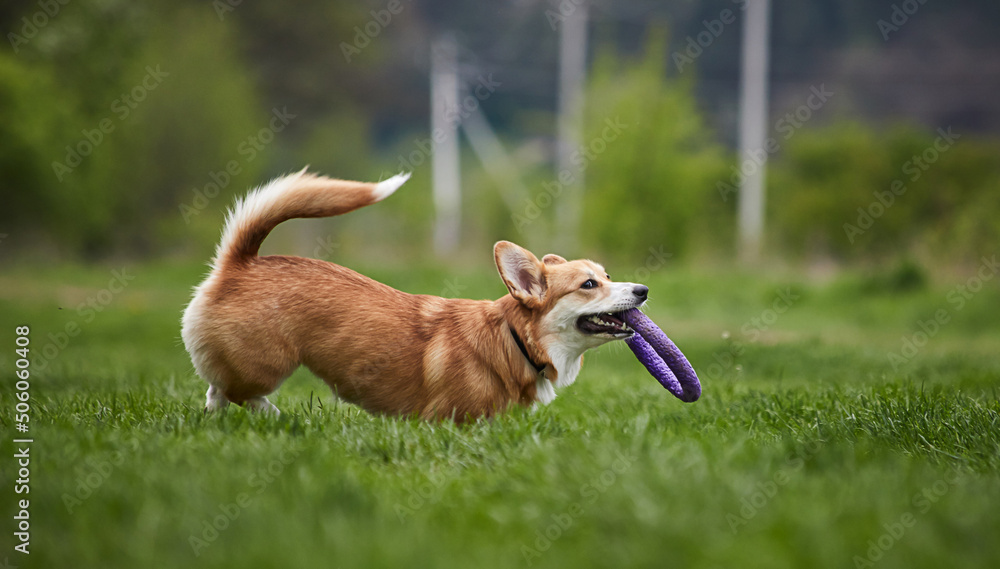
[373,172,411,201]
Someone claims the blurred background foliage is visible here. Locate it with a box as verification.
[0,0,997,271]
[581,32,731,261]
[770,122,1000,264]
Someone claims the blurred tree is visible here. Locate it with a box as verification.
[769,122,1000,264]
[0,53,76,250]
[2,0,998,264]
[580,30,731,262]
[0,1,264,257]
[98,4,265,256]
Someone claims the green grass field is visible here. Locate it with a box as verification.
[2,258,999,569]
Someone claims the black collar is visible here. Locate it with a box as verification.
[509,326,546,374]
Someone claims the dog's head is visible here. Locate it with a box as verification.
[495,241,648,386]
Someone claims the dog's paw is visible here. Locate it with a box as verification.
[205,385,231,411]
[245,396,281,416]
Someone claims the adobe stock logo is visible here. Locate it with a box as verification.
[544,0,586,30]
[843,127,959,244]
[851,469,963,568]
[179,107,296,223]
[718,84,834,202]
[51,66,170,181]
[726,440,821,534]
[877,0,930,41]
[672,2,744,73]
[339,0,412,63]
[395,74,501,174]
[887,254,998,371]
[511,117,628,232]
[520,450,636,566]
[7,0,71,53]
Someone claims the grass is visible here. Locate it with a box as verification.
[1,257,999,569]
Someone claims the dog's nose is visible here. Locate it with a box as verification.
[632,285,649,299]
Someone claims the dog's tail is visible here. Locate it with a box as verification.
[213,168,410,268]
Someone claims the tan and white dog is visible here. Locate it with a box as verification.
[181,170,649,421]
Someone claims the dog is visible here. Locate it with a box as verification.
[181,169,649,421]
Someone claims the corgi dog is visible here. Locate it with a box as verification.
[181,170,649,421]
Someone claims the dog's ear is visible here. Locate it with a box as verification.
[541,254,567,266]
[495,241,546,307]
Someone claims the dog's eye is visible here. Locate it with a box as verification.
[580,279,598,289]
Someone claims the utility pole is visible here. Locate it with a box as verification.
[554,1,588,255]
[431,36,461,256]
[737,0,771,262]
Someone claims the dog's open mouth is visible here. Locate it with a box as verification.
[576,312,634,337]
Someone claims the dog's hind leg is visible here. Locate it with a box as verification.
[205,384,230,412]
[243,396,280,415]
[204,382,282,415]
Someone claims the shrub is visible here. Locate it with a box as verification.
[580,31,732,263]
[769,122,1000,264]
[0,3,264,258]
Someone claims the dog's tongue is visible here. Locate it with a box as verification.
[621,308,701,402]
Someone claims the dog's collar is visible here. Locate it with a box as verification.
[509,326,546,375]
